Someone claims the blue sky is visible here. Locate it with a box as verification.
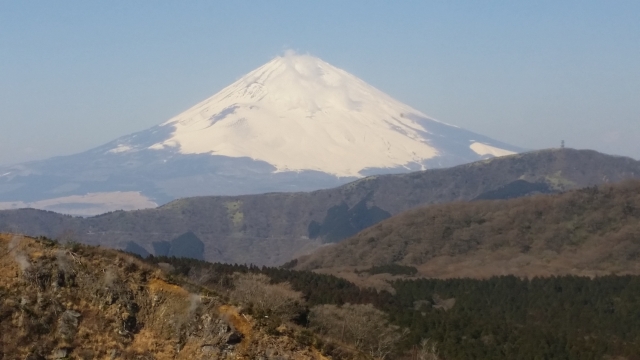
[1,1,639,165]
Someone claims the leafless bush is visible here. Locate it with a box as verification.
[229,273,304,322]
[417,338,440,360]
[309,303,407,360]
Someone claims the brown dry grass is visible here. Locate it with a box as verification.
[0,233,348,360]
[148,277,189,297]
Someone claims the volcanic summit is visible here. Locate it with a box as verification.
[0,53,523,215]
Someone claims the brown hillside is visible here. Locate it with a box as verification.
[0,234,339,360]
[294,180,640,279]
[1,148,639,266]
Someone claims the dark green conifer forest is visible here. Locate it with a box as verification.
[146,256,640,359]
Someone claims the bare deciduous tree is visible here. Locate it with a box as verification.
[417,338,440,360]
[230,273,305,322]
[309,303,407,360]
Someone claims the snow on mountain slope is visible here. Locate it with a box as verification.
[122,52,516,177]
[0,52,524,215]
[470,142,516,157]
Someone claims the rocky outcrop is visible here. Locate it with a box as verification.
[0,234,336,359]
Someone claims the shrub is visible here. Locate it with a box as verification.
[309,303,406,360]
[229,273,305,323]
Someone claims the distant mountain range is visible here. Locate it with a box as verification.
[1,148,639,266]
[0,53,522,216]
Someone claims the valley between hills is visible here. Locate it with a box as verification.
[1,148,639,267]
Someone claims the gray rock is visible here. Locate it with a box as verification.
[66,310,81,317]
[52,348,69,359]
[217,322,230,336]
[58,310,81,340]
[201,345,218,354]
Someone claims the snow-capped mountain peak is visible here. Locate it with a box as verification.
[1,52,523,215]
[140,53,505,177]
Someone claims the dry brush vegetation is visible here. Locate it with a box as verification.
[1,234,398,360]
[296,180,640,279]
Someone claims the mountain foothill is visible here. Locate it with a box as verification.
[1,148,639,269]
[294,178,640,280]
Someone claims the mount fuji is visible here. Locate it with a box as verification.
[0,53,523,215]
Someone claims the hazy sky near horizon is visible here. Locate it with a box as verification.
[1,1,639,165]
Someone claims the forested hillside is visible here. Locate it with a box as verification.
[295,179,640,279]
[1,149,639,266]
[147,256,640,360]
